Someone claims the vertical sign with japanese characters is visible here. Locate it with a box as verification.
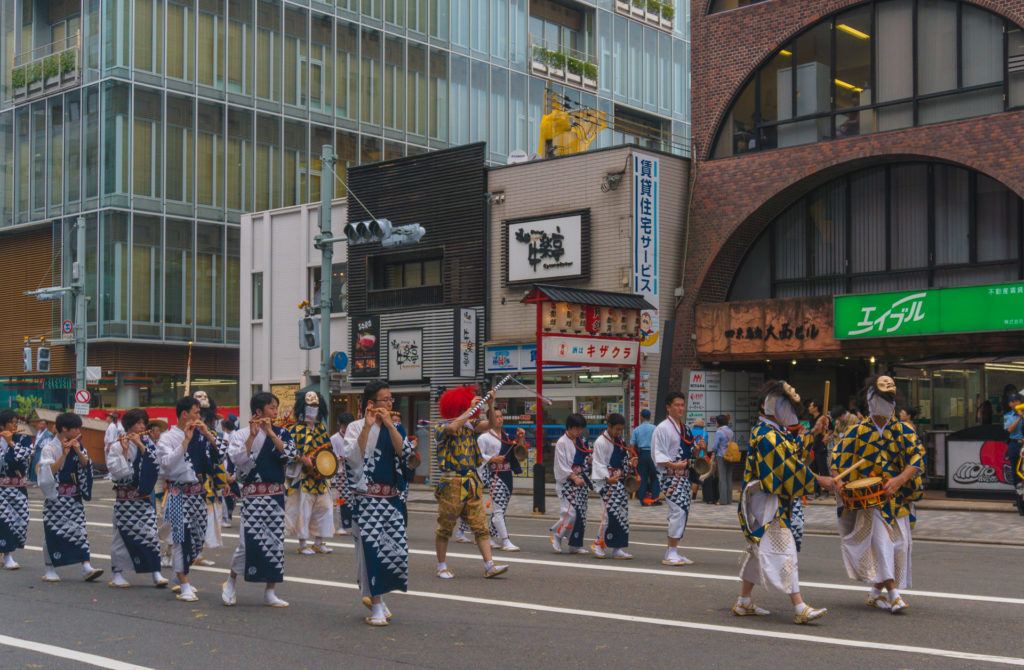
[632,152,660,352]
[454,308,477,377]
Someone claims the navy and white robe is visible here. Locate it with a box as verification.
[478,430,521,540]
[227,426,297,583]
[0,434,32,553]
[37,438,93,567]
[342,417,415,598]
[156,426,209,575]
[592,433,631,549]
[653,418,694,540]
[556,437,592,549]
[106,436,162,574]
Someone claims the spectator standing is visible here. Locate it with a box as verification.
[1003,392,1024,516]
[806,400,831,476]
[28,415,53,485]
[628,409,659,506]
[710,415,734,505]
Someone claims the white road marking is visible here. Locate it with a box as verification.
[17,544,1024,667]
[27,517,1024,607]
[509,532,744,553]
[0,634,154,670]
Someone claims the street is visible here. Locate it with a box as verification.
[2,483,1023,670]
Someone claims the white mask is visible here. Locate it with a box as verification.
[304,391,319,406]
[867,390,896,419]
[193,391,210,408]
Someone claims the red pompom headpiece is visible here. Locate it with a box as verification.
[439,385,477,420]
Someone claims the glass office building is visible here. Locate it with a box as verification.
[0,0,689,349]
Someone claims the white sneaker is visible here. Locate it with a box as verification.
[3,554,19,570]
[263,590,289,608]
[42,569,61,582]
[152,572,169,588]
[611,549,633,560]
[221,580,237,606]
[591,543,607,559]
[500,539,520,552]
[108,572,131,588]
[549,532,563,553]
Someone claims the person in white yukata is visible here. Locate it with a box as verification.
[156,397,208,602]
[222,392,297,608]
[37,412,103,583]
[651,392,696,566]
[549,413,592,555]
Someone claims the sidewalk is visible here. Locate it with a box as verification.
[407,483,1024,546]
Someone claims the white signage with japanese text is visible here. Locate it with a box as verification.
[542,336,640,367]
[387,329,423,381]
[507,214,583,283]
[454,308,477,377]
[632,152,660,352]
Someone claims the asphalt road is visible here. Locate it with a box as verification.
[2,486,1023,670]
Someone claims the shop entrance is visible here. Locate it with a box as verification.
[393,392,430,482]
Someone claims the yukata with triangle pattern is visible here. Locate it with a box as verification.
[343,416,416,598]
[227,424,299,583]
[0,432,33,556]
[37,437,94,568]
[106,435,162,575]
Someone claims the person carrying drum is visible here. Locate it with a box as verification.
[287,391,336,555]
[734,380,837,625]
[222,391,298,608]
[831,375,925,614]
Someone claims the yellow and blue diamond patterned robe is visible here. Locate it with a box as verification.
[739,420,819,544]
[832,418,925,526]
[288,421,333,495]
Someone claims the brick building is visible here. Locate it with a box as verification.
[675,0,1024,492]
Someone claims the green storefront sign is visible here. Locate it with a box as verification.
[834,281,1024,340]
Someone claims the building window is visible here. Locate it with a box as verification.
[132,215,162,339]
[712,0,1017,158]
[727,162,1024,301]
[251,271,263,320]
[368,254,443,309]
[310,263,348,314]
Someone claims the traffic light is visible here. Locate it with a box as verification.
[343,218,425,248]
[36,346,51,372]
[298,316,321,350]
[22,345,32,372]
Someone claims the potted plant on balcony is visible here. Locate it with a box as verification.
[566,57,584,84]
[26,62,43,93]
[582,62,598,89]
[547,49,566,78]
[43,54,60,87]
[531,45,548,74]
[10,66,26,97]
[630,0,645,18]
[60,50,77,82]
[660,2,675,28]
[645,0,661,24]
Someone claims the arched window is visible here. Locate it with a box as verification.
[711,0,1024,158]
[727,162,1024,300]
[708,0,770,13]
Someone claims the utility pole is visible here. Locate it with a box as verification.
[73,216,87,392]
[316,145,336,426]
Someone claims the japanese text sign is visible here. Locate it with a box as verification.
[632,152,660,352]
[542,335,639,367]
[507,214,583,283]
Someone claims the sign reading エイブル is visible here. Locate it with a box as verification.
[834,281,1024,340]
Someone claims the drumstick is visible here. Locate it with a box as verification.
[834,458,871,483]
[823,381,831,417]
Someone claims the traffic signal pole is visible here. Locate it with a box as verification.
[73,216,87,392]
[317,145,336,426]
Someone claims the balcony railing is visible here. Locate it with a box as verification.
[367,285,444,310]
[529,37,599,92]
[10,35,81,101]
[614,0,675,33]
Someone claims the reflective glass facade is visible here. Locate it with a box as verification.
[0,0,689,347]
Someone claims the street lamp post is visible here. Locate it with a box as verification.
[73,216,87,392]
[316,145,337,427]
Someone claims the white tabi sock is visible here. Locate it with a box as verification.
[371,602,387,619]
[888,588,901,601]
[870,587,883,598]
[794,603,810,615]
[437,562,447,572]
[82,561,95,572]
[484,560,494,571]
[737,596,751,606]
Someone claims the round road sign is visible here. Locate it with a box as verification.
[74,389,91,404]
[62,320,74,335]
